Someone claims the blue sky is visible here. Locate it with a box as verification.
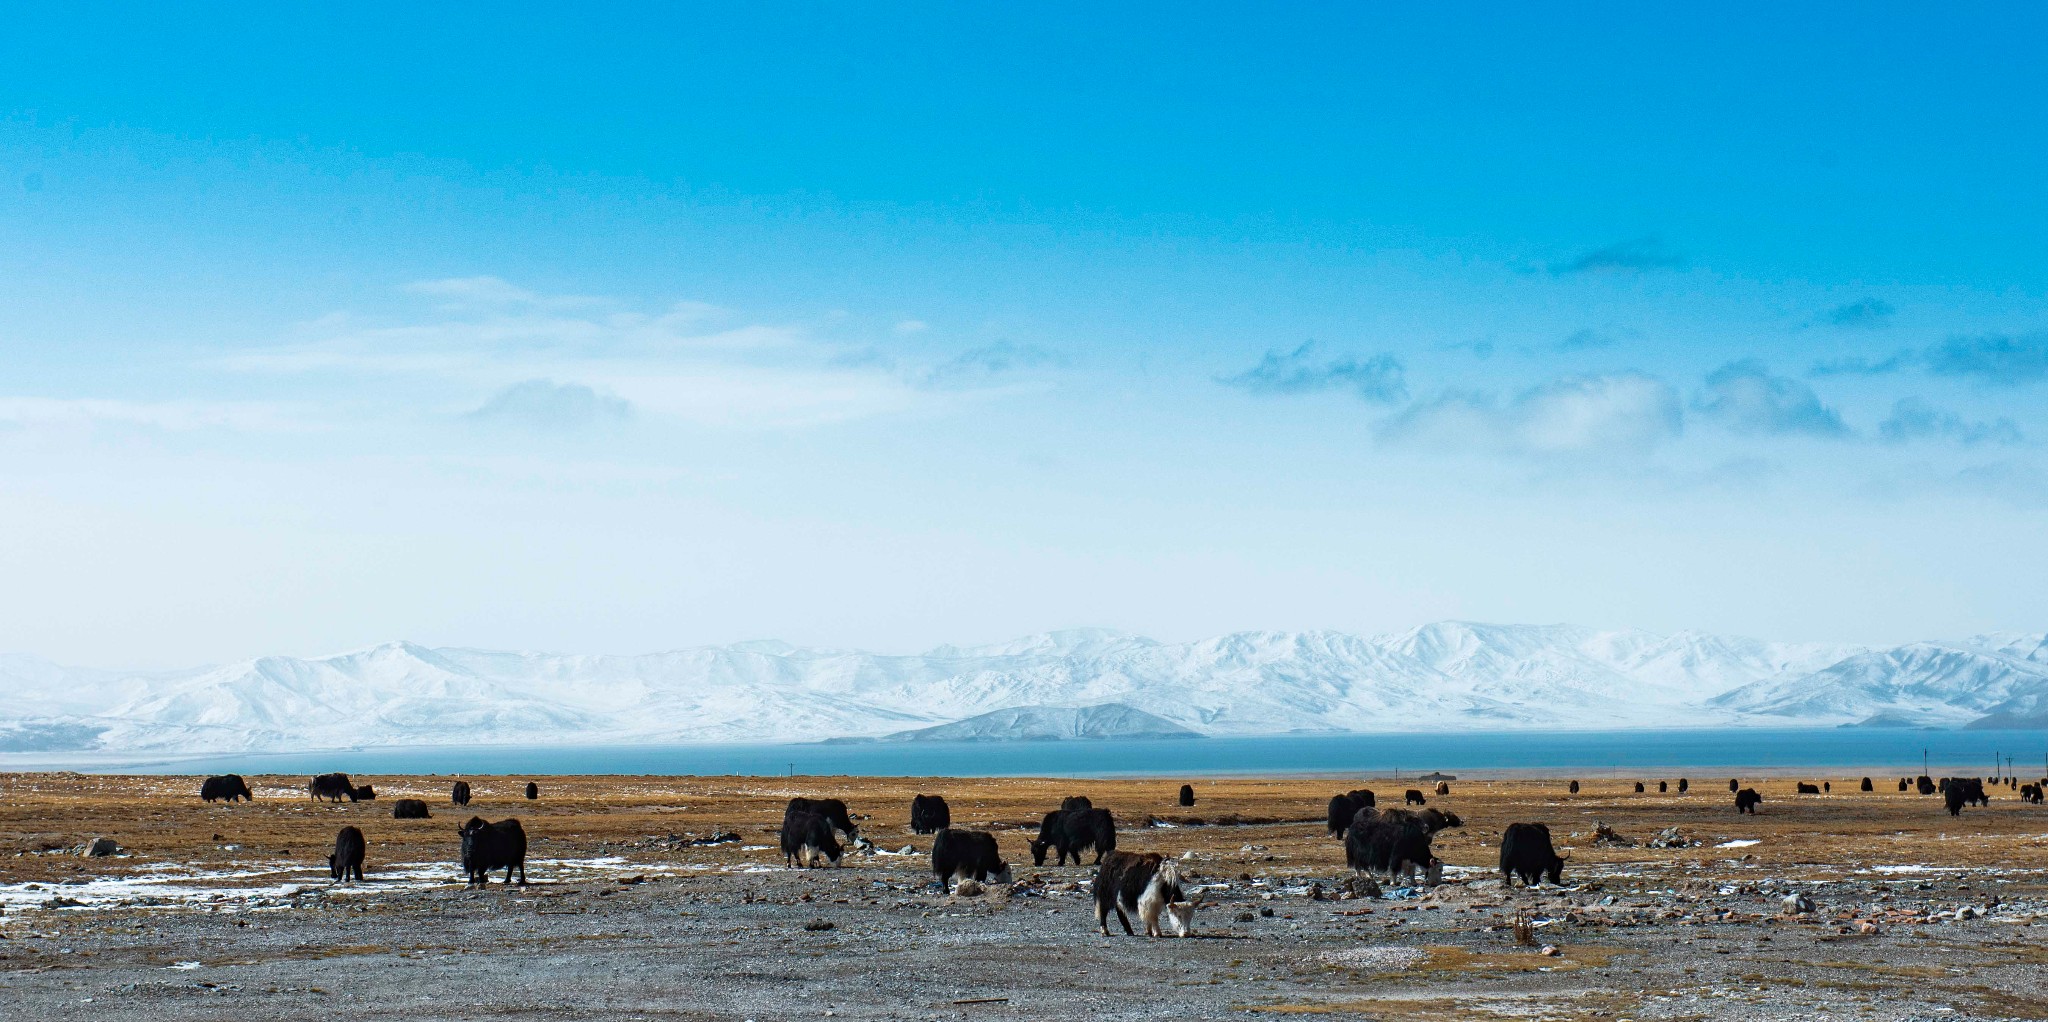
[3,5,2046,665]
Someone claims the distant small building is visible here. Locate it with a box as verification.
[1416,771,1457,782]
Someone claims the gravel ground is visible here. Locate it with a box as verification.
[4,772,2047,1020]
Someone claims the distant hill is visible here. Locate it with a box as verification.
[874,704,1199,742]
[2,622,2046,753]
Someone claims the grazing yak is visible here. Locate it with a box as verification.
[1568,780,1580,795]
[909,794,951,834]
[1499,822,1567,888]
[1861,777,1874,792]
[458,817,528,885]
[1093,851,1196,937]
[1796,782,1822,795]
[524,782,539,801]
[1060,796,1093,812]
[1030,807,1117,866]
[1434,781,1451,796]
[1179,784,1196,808]
[1416,807,1463,833]
[1899,778,1911,792]
[1944,778,1989,817]
[352,784,376,801]
[1916,775,1937,796]
[1326,790,1376,837]
[780,809,844,868]
[1678,778,1689,793]
[1658,781,1668,793]
[930,828,1011,889]
[1404,789,1427,806]
[451,781,471,806]
[786,797,859,839]
[1729,778,1740,793]
[1343,808,1442,886]
[329,825,365,882]
[392,799,431,819]
[309,773,360,802]
[1736,788,1763,814]
[200,774,253,803]
[2021,783,2043,805]
[1634,782,1645,793]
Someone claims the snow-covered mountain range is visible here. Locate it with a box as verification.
[2,622,2045,754]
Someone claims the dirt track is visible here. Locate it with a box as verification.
[3,772,2046,1020]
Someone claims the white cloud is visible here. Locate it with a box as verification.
[0,397,297,433]
[466,380,631,431]
[1378,373,1683,457]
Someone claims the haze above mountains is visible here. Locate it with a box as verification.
[2,622,2045,754]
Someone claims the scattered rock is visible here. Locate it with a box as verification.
[80,837,120,857]
[1781,893,1816,916]
[954,880,984,898]
[803,919,836,932]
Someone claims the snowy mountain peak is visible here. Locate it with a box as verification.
[2,621,2044,754]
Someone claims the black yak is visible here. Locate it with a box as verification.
[1677,778,1688,793]
[1568,780,1580,795]
[780,809,843,868]
[523,782,539,800]
[1417,808,1463,833]
[1658,781,1668,793]
[1403,789,1427,806]
[1499,822,1566,888]
[451,781,471,806]
[930,828,1010,889]
[1943,778,1988,817]
[1796,782,1821,795]
[2020,783,2043,805]
[1093,851,1195,937]
[309,773,357,802]
[458,817,527,885]
[1729,778,1739,793]
[1634,782,1645,793]
[1916,775,1937,796]
[1326,790,1375,837]
[328,825,365,882]
[392,799,431,819]
[1736,788,1762,814]
[352,784,376,801]
[1029,807,1116,866]
[1899,778,1910,792]
[1344,807,1441,885]
[909,794,951,834]
[1178,784,1195,808]
[786,797,858,838]
[1060,796,1093,812]
[1861,777,1874,792]
[200,774,253,803]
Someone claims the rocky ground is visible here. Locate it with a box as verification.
[2,771,2046,1020]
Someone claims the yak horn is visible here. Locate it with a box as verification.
[1558,849,1573,861]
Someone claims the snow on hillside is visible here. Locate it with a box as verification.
[2,623,2044,754]
[871,703,1198,742]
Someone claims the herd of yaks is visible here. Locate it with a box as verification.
[185,771,2047,938]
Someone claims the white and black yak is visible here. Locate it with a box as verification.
[931,828,1011,889]
[786,797,859,839]
[779,809,843,868]
[1093,851,1197,937]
